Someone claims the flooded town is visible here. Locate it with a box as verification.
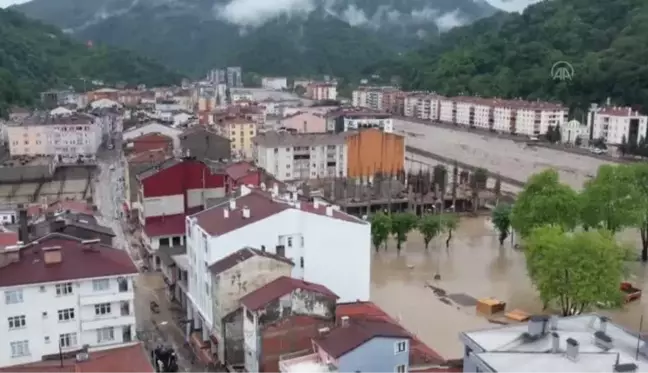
[1,79,648,373]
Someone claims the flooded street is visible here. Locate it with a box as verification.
[370,216,648,358]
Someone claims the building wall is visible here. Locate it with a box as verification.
[186,206,370,324]
[7,123,101,158]
[0,275,136,368]
[337,337,410,372]
[212,256,292,362]
[221,121,256,159]
[254,143,347,181]
[281,113,326,133]
[123,123,182,149]
[343,117,393,133]
[346,129,405,179]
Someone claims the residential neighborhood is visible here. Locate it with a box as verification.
[0,69,648,373]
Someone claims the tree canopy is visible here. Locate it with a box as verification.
[525,226,626,315]
[0,8,182,115]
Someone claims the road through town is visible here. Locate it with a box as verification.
[396,119,616,190]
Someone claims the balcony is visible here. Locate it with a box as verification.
[279,352,337,373]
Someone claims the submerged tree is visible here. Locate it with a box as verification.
[418,214,443,250]
[491,203,512,245]
[390,212,418,252]
[442,213,459,248]
[525,226,626,316]
[370,212,391,252]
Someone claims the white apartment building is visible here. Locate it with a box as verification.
[561,120,589,144]
[588,106,648,145]
[404,94,440,120]
[7,113,102,159]
[261,77,288,91]
[184,187,370,341]
[439,98,455,123]
[231,90,254,103]
[307,83,337,101]
[253,131,347,181]
[352,89,368,108]
[0,234,138,368]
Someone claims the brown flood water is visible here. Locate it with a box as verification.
[370,216,648,359]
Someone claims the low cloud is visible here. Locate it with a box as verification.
[435,10,467,31]
[214,0,316,28]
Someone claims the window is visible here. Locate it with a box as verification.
[93,279,110,291]
[117,277,129,292]
[300,257,304,268]
[44,336,50,344]
[55,283,73,296]
[8,315,26,329]
[205,282,209,295]
[10,341,29,358]
[95,303,111,316]
[5,290,23,304]
[395,365,406,373]
[287,237,293,247]
[395,341,407,353]
[97,327,115,343]
[59,333,77,349]
[58,308,75,321]
[300,236,304,247]
[120,301,130,316]
[39,286,46,292]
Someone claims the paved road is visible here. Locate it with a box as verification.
[396,118,616,190]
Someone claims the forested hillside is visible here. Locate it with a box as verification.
[0,9,182,115]
[393,0,648,109]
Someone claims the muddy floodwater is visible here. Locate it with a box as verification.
[370,216,648,358]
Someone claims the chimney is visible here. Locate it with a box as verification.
[594,330,612,350]
[527,315,549,337]
[223,208,229,218]
[0,245,22,268]
[325,205,333,216]
[341,316,350,327]
[18,207,28,243]
[551,332,559,353]
[599,316,609,333]
[614,363,638,373]
[565,338,579,361]
[242,206,250,219]
[229,198,236,210]
[42,246,62,265]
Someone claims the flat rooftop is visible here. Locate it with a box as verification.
[463,314,648,372]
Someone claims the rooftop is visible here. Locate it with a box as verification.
[240,276,338,311]
[225,161,259,181]
[597,106,645,117]
[209,246,293,275]
[27,200,95,218]
[127,148,170,164]
[191,188,364,236]
[0,343,153,372]
[463,314,648,372]
[0,231,18,248]
[11,112,95,126]
[143,206,202,238]
[0,233,137,288]
[253,131,346,147]
[315,318,410,358]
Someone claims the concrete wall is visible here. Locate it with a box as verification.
[338,337,410,372]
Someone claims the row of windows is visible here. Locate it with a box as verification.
[9,327,117,358]
[8,302,127,329]
[5,279,129,304]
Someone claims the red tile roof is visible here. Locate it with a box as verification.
[0,343,153,372]
[598,107,642,117]
[0,231,18,247]
[193,189,364,236]
[0,233,138,287]
[240,276,338,311]
[315,318,409,358]
[27,200,95,218]
[143,206,202,238]
[127,148,170,164]
[336,301,445,366]
[209,247,293,275]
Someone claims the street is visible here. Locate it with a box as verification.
[93,139,208,372]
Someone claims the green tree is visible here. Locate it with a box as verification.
[370,212,392,253]
[418,214,443,250]
[442,213,459,248]
[473,167,488,189]
[628,164,648,261]
[575,136,583,147]
[492,203,512,245]
[390,212,418,252]
[511,169,580,238]
[619,135,628,157]
[525,226,626,316]
[580,165,639,233]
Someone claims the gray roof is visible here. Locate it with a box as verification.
[463,314,648,372]
[158,244,187,267]
[252,131,346,148]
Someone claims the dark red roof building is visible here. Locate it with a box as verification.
[127,133,173,154]
[241,277,338,372]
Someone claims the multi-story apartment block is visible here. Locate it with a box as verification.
[253,131,347,181]
[326,110,394,133]
[403,93,440,120]
[588,106,648,145]
[7,113,102,159]
[306,82,337,101]
[226,67,243,88]
[0,234,138,368]
[460,314,648,372]
[213,116,257,159]
[261,77,288,90]
[230,90,254,103]
[351,87,401,112]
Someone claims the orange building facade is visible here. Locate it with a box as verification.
[346,129,405,178]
